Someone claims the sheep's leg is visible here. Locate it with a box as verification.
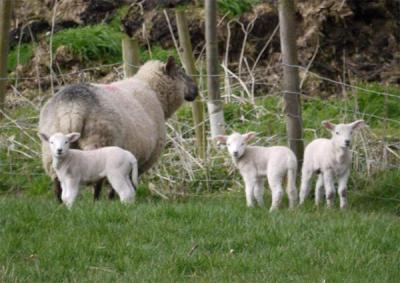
[254,178,265,207]
[243,175,256,207]
[268,174,284,212]
[108,189,116,200]
[93,179,103,201]
[338,170,350,210]
[107,174,135,204]
[315,174,324,206]
[54,177,62,203]
[299,168,313,205]
[323,170,335,208]
[61,179,79,209]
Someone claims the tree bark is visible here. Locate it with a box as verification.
[205,0,224,138]
[122,36,141,78]
[176,10,206,159]
[0,0,12,115]
[279,0,304,166]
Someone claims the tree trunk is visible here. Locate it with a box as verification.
[176,10,206,159]
[0,0,12,115]
[279,0,304,167]
[205,0,224,138]
[122,36,141,78]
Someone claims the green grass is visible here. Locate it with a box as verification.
[1,74,400,281]
[217,0,262,16]
[7,43,34,72]
[1,192,399,282]
[51,24,123,63]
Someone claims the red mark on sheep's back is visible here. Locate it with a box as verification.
[102,85,120,93]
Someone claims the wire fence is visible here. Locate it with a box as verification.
[0,58,399,195]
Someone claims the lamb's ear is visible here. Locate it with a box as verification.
[350,120,365,130]
[322,121,335,131]
[165,56,177,76]
[38,132,49,142]
[214,135,228,145]
[243,132,256,142]
[66,132,81,143]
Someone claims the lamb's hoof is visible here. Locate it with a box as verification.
[269,207,278,213]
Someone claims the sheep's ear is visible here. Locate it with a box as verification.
[214,135,228,145]
[350,120,365,130]
[243,132,256,142]
[165,56,177,76]
[322,121,335,131]
[38,132,49,142]
[66,132,81,143]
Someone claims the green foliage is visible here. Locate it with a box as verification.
[51,24,123,63]
[356,83,400,128]
[7,43,34,72]
[0,105,51,195]
[217,0,261,16]
[352,169,400,215]
[140,45,179,63]
[0,194,400,282]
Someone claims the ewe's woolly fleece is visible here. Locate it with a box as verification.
[39,60,188,178]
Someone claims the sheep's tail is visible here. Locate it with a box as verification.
[286,153,298,208]
[57,105,85,135]
[130,156,139,189]
[54,84,96,135]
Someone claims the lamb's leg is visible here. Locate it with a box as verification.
[286,168,298,209]
[338,170,350,210]
[54,177,62,203]
[267,174,284,212]
[61,179,79,209]
[315,173,324,206]
[107,174,135,204]
[243,175,256,207]
[254,178,265,207]
[299,168,313,205]
[323,170,335,208]
[81,143,114,201]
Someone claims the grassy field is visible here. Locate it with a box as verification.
[1,89,400,282]
[1,190,400,282]
[3,17,400,281]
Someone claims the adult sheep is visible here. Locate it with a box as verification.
[39,56,198,202]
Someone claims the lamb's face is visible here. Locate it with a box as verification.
[39,132,81,158]
[49,133,72,157]
[226,133,247,159]
[215,132,256,159]
[323,120,365,149]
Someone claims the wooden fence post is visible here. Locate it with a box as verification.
[176,10,206,159]
[122,36,141,78]
[278,0,304,167]
[205,0,225,138]
[0,0,13,115]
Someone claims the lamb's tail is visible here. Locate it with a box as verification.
[130,155,139,189]
[286,152,298,208]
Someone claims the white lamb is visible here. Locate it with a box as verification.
[299,120,365,209]
[39,132,139,208]
[215,132,298,212]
